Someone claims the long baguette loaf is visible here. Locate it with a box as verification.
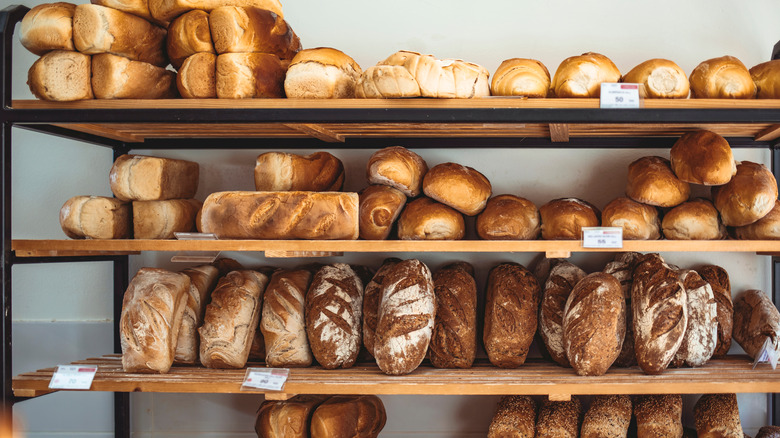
[209,6,300,59]
[20,2,76,56]
[175,264,219,364]
[362,258,401,356]
[110,154,199,202]
[697,265,734,357]
[672,269,717,367]
[166,10,213,69]
[92,53,177,99]
[59,195,130,239]
[429,262,476,368]
[539,261,587,367]
[149,0,284,23]
[260,269,314,367]
[28,50,93,101]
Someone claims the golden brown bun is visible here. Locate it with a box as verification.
[477,194,540,240]
[662,198,727,240]
[689,55,756,99]
[149,0,283,23]
[59,195,130,239]
[254,151,345,192]
[166,10,213,70]
[285,47,362,99]
[622,58,689,98]
[626,156,690,207]
[355,64,421,98]
[551,52,621,98]
[310,395,386,438]
[215,52,286,98]
[750,60,780,98]
[132,199,202,239]
[601,197,660,240]
[422,162,492,216]
[733,200,780,239]
[712,161,778,226]
[397,197,465,240]
[177,52,216,98]
[209,6,300,58]
[255,396,326,438]
[92,53,177,99]
[358,185,406,240]
[694,394,742,438]
[491,58,550,97]
[539,198,600,240]
[20,2,76,56]
[671,130,736,186]
[27,50,93,101]
[366,146,428,197]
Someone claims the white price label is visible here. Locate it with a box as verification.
[241,368,289,391]
[581,227,623,249]
[600,83,641,108]
[752,337,778,370]
[49,365,97,390]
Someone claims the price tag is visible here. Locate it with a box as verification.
[172,232,220,263]
[752,337,778,370]
[581,227,623,249]
[49,365,97,390]
[241,368,289,391]
[600,83,641,108]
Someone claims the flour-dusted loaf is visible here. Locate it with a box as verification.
[733,289,780,361]
[260,269,313,367]
[166,10,213,69]
[634,394,684,438]
[216,52,287,98]
[362,258,401,356]
[358,185,406,240]
[209,6,300,58]
[551,52,621,98]
[92,53,177,99]
[487,395,537,438]
[697,264,734,357]
[198,270,269,368]
[397,197,465,240]
[27,50,93,101]
[622,58,689,98]
[751,60,780,99]
[305,264,363,369]
[309,395,386,438]
[491,58,550,97]
[110,154,199,202]
[539,261,587,367]
[177,52,217,98]
[133,199,201,239]
[712,161,778,227]
[422,162,492,216]
[374,259,435,375]
[535,397,582,438]
[255,395,327,438]
[285,47,362,99]
[199,191,358,240]
[734,200,780,239]
[149,0,284,23]
[670,130,736,186]
[255,151,344,192]
[603,252,641,367]
[580,395,632,438]
[539,197,601,240]
[366,146,428,197]
[429,262,476,368]
[60,195,130,239]
[175,264,219,364]
[20,2,76,56]
[672,269,717,367]
[662,198,727,240]
[477,194,540,240]
[120,267,191,373]
[627,156,691,208]
[694,393,742,438]
[601,197,661,240]
[484,262,540,368]
[690,55,756,99]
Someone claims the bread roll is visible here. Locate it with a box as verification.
[91,0,162,25]
[255,151,344,192]
[166,10,213,69]
[20,2,76,56]
[310,395,386,438]
[672,270,717,367]
[177,52,216,98]
[634,394,683,438]
[488,396,537,438]
[358,185,406,240]
[694,394,742,438]
[734,200,780,239]
[540,261,587,367]
[429,262,476,368]
[283,47,362,99]
[697,265,734,357]
[209,6,300,59]
[477,194,540,240]
[757,426,780,438]
[535,397,582,438]
[750,60,780,98]
[539,198,600,240]
[148,0,283,23]
[362,258,401,356]
[255,396,326,438]
[366,146,428,197]
[92,53,177,99]
[27,50,93,101]
[626,156,690,208]
[397,197,465,240]
[379,50,491,98]
[199,191,359,240]
[120,267,191,373]
[733,289,780,361]
[216,52,287,98]
[712,161,778,227]
[483,262,540,368]
[132,199,201,239]
[59,195,130,239]
[260,269,313,368]
[422,162,492,216]
[604,252,641,367]
[491,58,550,97]
[551,52,621,98]
[670,130,736,186]
[601,197,661,240]
[110,154,199,202]
[355,64,421,98]
[175,264,219,364]
[690,55,756,99]
[580,395,632,438]
[622,58,689,98]
[662,198,727,240]
[374,259,435,375]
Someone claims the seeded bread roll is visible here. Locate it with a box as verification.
[175,264,219,364]
[662,198,727,240]
[377,50,491,98]
[27,50,93,101]
[255,396,326,438]
[733,289,780,361]
[535,397,582,438]
[539,261,587,367]
[366,146,428,197]
[20,2,76,56]
[580,395,632,438]
[110,154,199,202]
[177,52,217,98]
[697,265,734,357]
[362,258,401,356]
[690,56,756,99]
[92,53,177,99]
[166,10,213,69]
[539,198,601,240]
[694,394,742,438]
[209,6,300,59]
[429,262,477,368]
[491,58,550,97]
[672,270,717,367]
[309,395,386,438]
[59,195,130,239]
[255,151,345,192]
[488,396,537,438]
[477,195,540,240]
[133,199,201,239]
[397,197,465,240]
[148,0,284,23]
[627,156,690,208]
[260,269,313,368]
[634,394,683,438]
[358,185,406,240]
[670,130,736,186]
[734,200,780,239]
[750,60,780,98]
[712,161,778,227]
[601,197,661,240]
[216,52,287,98]
[622,58,689,98]
[283,47,362,98]
[604,252,641,367]
[422,162,492,216]
[551,52,621,98]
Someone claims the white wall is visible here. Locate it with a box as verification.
[8,0,780,436]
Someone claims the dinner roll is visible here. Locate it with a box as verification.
[422,162,492,216]
[539,198,600,240]
[712,161,778,226]
[662,198,727,240]
[622,58,689,98]
[491,58,550,97]
[397,197,465,240]
[477,194,540,240]
[670,130,736,186]
[551,52,621,98]
[690,55,756,99]
[626,156,690,207]
[367,146,428,197]
[601,197,660,240]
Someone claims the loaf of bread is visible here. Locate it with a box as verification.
[580,395,632,438]
[175,264,219,364]
[120,267,191,373]
[491,58,550,97]
[211,257,244,277]
[733,289,780,361]
[535,397,582,438]
[477,194,540,240]
[92,53,177,99]
[199,191,359,240]
[133,199,201,239]
[209,6,300,59]
[283,47,362,99]
[149,0,284,23]
[20,2,76,56]
[622,58,689,98]
[634,394,684,438]
[627,156,691,208]
[260,269,313,367]
[362,258,401,356]
[397,197,465,240]
[110,154,199,202]
[28,50,93,101]
[216,52,287,98]
[540,261,587,367]
[757,426,780,438]
[429,262,476,368]
[422,162,492,216]
[697,264,734,357]
[551,52,621,98]
[539,198,601,240]
[662,198,727,240]
[670,130,736,186]
[488,395,537,438]
[601,197,661,240]
[750,60,780,98]
[355,64,421,98]
[91,0,162,25]
[712,161,778,227]
[690,55,756,99]
[604,252,641,367]
[484,262,540,368]
[309,395,386,438]
[734,200,780,239]
[166,10,213,69]
[255,396,326,438]
[59,195,130,239]
[374,259,435,375]
[198,270,269,368]
[632,253,688,375]
[366,146,428,197]
[177,52,216,98]
[694,393,742,438]
[255,151,344,192]
[358,185,406,240]
[672,270,717,367]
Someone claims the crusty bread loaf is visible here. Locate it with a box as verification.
[166,10,213,69]
[634,394,683,438]
[672,270,717,367]
[601,197,661,240]
[20,2,76,56]
[697,264,734,357]
[491,58,550,97]
[429,262,476,368]
[580,395,632,438]
[133,199,201,239]
[175,264,218,364]
[690,55,756,99]
[177,52,216,98]
[422,162,492,216]
[92,53,177,99]
[484,262,540,368]
[535,397,582,438]
[211,257,244,277]
[374,259,435,375]
[757,426,780,438]
[626,156,690,208]
[198,270,269,368]
[540,261,587,367]
[366,146,428,197]
[110,154,199,202]
[712,161,778,227]
[255,151,344,192]
[733,289,780,361]
[27,50,93,101]
[309,395,386,438]
[662,198,727,240]
[532,255,563,288]
[694,394,742,438]
[734,200,780,239]
[539,198,601,240]
[604,252,641,367]
[255,396,326,438]
[355,64,421,98]
[397,197,465,240]
[477,194,540,240]
[284,47,362,99]
[488,395,537,438]
[358,185,406,240]
[120,267,191,373]
[551,52,621,98]
[91,0,162,25]
[59,195,130,239]
[149,0,284,24]
[750,60,780,98]
[621,58,689,98]
[216,52,287,98]
[362,258,401,356]
[209,6,300,59]
[260,269,313,367]
[670,130,736,186]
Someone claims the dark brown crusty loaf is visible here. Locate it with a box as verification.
[484,262,541,368]
[580,395,632,438]
[309,395,386,438]
[672,269,717,368]
[60,196,130,239]
[166,10,214,69]
[539,261,587,367]
[110,154,199,202]
[175,264,219,364]
[255,395,326,438]
[366,146,428,197]
[757,426,780,438]
[634,394,684,438]
[487,395,537,438]
[374,259,436,375]
[603,252,641,367]
[260,269,313,368]
[535,397,582,438]
[694,393,742,438]
[429,262,477,368]
[733,289,780,361]
[697,264,734,357]
[20,2,76,56]
[362,258,401,357]
[305,264,363,369]
[255,151,345,192]
[477,194,541,240]
[209,5,300,58]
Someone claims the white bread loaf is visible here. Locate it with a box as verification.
[148,0,283,24]
[91,0,162,25]
[255,396,328,438]
[166,10,213,69]
[491,58,550,97]
[396,197,465,240]
[309,395,387,438]
[712,161,778,227]
[216,52,287,98]
[92,53,177,99]
[539,261,587,367]
[209,6,300,59]
[477,194,540,240]
[672,270,717,368]
[254,151,344,192]
[177,52,217,98]
[601,197,661,240]
[27,50,93,101]
[109,154,199,202]
[690,55,756,99]
[175,264,219,364]
[20,2,76,56]
[260,269,313,368]
[670,130,736,186]
[622,58,689,98]
[551,52,621,98]
[285,47,363,99]
[132,199,201,239]
[626,156,690,208]
[59,195,130,239]
[734,200,780,239]
[539,198,601,240]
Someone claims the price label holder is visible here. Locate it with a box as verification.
[172,232,220,263]
[581,227,623,249]
[49,365,98,390]
[241,368,290,392]
[600,83,642,109]
[752,337,779,370]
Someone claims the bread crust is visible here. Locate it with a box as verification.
[429,262,477,368]
[255,396,326,438]
[581,395,632,438]
[733,289,780,361]
[539,198,600,240]
[362,258,401,356]
[488,396,537,438]
[92,53,177,99]
[712,161,778,227]
[634,394,684,438]
[109,154,199,202]
[261,269,314,367]
[672,270,717,367]
[175,264,219,364]
[491,58,550,97]
[366,146,428,197]
[28,50,93,101]
[177,52,217,98]
[734,200,780,239]
[622,58,689,98]
[285,47,362,98]
[422,162,492,216]
[132,199,201,239]
[626,156,690,208]
[209,6,300,58]
[59,195,130,239]
[20,2,76,56]
[166,10,214,69]
[215,52,287,98]
[358,185,406,240]
[697,264,734,357]
[477,194,540,240]
[751,60,780,98]
[601,197,660,240]
[397,197,465,240]
[552,52,621,98]
[540,261,587,367]
[309,395,386,438]
[149,0,284,23]
[662,198,727,240]
[535,397,582,438]
[690,55,756,99]
[694,394,742,438]
[254,151,345,192]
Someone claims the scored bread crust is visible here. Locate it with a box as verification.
[20,2,76,56]
[429,262,477,368]
[260,269,314,368]
[175,264,219,364]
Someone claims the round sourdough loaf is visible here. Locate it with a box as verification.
[662,198,727,240]
[397,197,464,240]
[622,58,689,98]
[477,194,540,240]
[601,197,660,240]
[551,52,620,98]
[690,55,756,98]
[626,156,690,207]
[733,200,780,239]
[285,47,362,98]
[670,130,736,185]
[491,58,550,97]
[422,162,492,216]
[539,198,600,240]
[712,161,778,226]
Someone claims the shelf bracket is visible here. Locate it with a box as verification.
[284,124,345,143]
[756,125,780,142]
[549,124,570,142]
